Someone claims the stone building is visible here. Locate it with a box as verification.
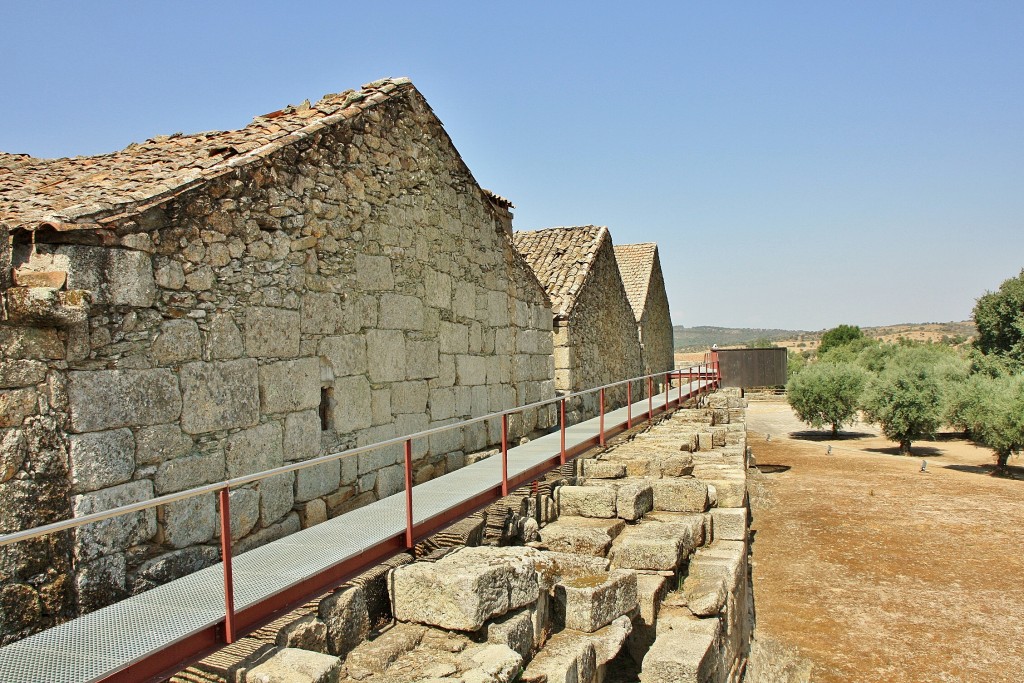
[512,226,643,420]
[614,242,674,376]
[0,77,556,641]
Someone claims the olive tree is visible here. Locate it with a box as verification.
[973,269,1024,365]
[949,373,1024,471]
[786,362,867,437]
[861,351,945,455]
[818,324,864,355]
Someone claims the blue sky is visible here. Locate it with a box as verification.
[3,1,1022,330]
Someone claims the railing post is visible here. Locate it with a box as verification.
[559,398,567,465]
[404,439,414,549]
[647,376,653,423]
[218,487,236,644]
[501,413,509,496]
[665,372,670,409]
[599,388,606,447]
[627,381,632,428]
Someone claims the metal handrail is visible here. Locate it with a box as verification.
[0,364,715,547]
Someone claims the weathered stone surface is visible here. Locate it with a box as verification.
[259,357,320,414]
[283,409,321,462]
[580,460,626,479]
[68,429,135,493]
[134,424,191,466]
[366,329,406,383]
[558,486,615,519]
[0,360,47,389]
[554,569,638,633]
[628,573,672,663]
[207,312,244,360]
[160,493,217,548]
[68,369,182,433]
[391,547,539,631]
[228,487,260,540]
[225,422,284,478]
[179,360,259,434]
[154,450,225,494]
[0,325,64,360]
[710,507,748,542]
[355,253,394,291]
[0,388,37,428]
[521,629,596,683]
[131,545,219,592]
[614,482,653,521]
[461,643,523,683]
[330,375,371,433]
[0,429,27,483]
[58,245,157,307]
[151,319,201,364]
[487,606,535,661]
[73,480,157,562]
[701,478,746,508]
[245,647,341,683]
[649,478,709,513]
[295,459,340,502]
[245,307,300,358]
[75,553,127,612]
[318,584,370,658]
[608,513,705,572]
[540,517,624,557]
[319,335,367,378]
[346,622,426,675]
[259,472,295,526]
[681,540,745,617]
[276,614,328,652]
[641,609,721,683]
[660,454,695,477]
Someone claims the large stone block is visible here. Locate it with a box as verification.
[284,409,321,462]
[554,569,638,633]
[227,487,260,540]
[225,422,284,479]
[390,547,540,631]
[609,514,705,572]
[151,319,201,365]
[154,450,225,495]
[378,293,423,330]
[295,459,341,502]
[366,329,406,383]
[160,493,217,548]
[68,369,182,433]
[355,253,394,291]
[330,375,371,433]
[75,553,127,612]
[179,360,259,434]
[319,335,367,378]
[301,291,344,335]
[558,486,615,519]
[540,517,624,557]
[521,629,596,683]
[73,480,157,562]
[245,647,342,683]
[245,306,300,358]
[259,472,295,526]
[318,584,370,658]
[710,507,748,542]
[455,355,487,385]
[641,609,721,683]
[134,424,191,466]
[405,340,439,379]
[207,312,244,360]
[68,429,135,493]
[57,245,157,307]
[649,479,709,513]
[259,357,320,415]
[0,359,47,389]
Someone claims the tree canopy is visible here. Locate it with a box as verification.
[948,373,1024,470]
[973,269,1024,366]
[786,361,867,437]
[818,324,864,354]
[861,349,946,455]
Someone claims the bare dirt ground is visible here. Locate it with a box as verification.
[745,400,1024,683]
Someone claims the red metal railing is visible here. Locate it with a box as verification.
[0,363,720,683]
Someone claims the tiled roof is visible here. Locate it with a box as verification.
[512,226,607,317]
[0,78,414,231]
[614,242,658,322]
[482,189,514,210]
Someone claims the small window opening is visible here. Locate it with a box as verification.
[320,387,334,431]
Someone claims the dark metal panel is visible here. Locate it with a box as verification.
[717,348,787,388]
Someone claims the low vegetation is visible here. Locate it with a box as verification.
[783,270,1024,471]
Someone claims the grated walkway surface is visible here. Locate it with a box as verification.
[0,380,712,683]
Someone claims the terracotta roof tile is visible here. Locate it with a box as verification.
[0,77,413,230]
[512,226,607,317]
[613,242,658,322]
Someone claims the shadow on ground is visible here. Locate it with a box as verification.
[788,430,875,441]
[863,445,945,457]
[943,463,1024,480]
[756,464,792,475]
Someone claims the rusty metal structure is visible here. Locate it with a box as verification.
[715,347,788,389]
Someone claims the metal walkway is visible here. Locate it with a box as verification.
[0,378,715,683]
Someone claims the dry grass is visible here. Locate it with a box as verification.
[746,402,1024,683]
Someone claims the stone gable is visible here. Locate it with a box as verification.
[614,243,674,375]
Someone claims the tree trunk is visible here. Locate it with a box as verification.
[996,451,1010,472]
[831,424,839,438]
[899,439,912,455]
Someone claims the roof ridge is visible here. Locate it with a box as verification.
[512,225,610,318]
[614,242,659,321]
[0,77,415,230]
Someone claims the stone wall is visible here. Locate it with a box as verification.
[638,251,674,377]
[555,237,644,421]
[0,83,556,641]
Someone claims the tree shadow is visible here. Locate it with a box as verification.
[788,430,875,441]
[943,463,1024,480]
[863,445,945,457]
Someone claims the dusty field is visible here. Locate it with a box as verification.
[746,400,1024,683]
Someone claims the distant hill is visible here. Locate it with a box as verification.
[673,326,807,351]
[674,321,976,352]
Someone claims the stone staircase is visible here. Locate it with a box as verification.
[179,389,751,683]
